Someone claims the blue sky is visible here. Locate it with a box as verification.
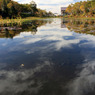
[14,0,86,14]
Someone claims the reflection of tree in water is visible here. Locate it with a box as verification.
[5,29,14,39]
[0,20,51,38]
[64,19,95,35]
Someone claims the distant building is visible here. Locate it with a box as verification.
[61,7,67,16]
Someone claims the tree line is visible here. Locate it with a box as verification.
[66,0,95,17]
[0,0,54,18]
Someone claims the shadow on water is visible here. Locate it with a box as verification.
[0,18,95,95]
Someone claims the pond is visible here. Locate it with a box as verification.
[0,18,95,95]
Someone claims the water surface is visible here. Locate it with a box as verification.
[0,18,95,95]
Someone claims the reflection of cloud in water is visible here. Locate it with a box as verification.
[13,32,33,39]
[23,38,42,44]
[8,22,95,54]
[78,34,95,48]
[22,28,80,53]
[0,61,51,94]
[7,27,80,54]
[2,43,7,46]
[24,38,80,54]
[24,36,79,54]
[0,63,7,70]
[68,59,95,95]
[54,39,79,50]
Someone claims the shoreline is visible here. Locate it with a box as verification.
[0,16,95,25]
[63,17,95,20]
[0,17,54,25]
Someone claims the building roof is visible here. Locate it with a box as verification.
[61,7,67,11]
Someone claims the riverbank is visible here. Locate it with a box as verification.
[1,16,95,26]
[0,17,51,25]
[63,16,95,20]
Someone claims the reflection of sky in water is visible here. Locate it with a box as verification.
[0,18,95,95]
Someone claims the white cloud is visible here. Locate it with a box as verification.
[14,0,86,14]
[15,0,74,4]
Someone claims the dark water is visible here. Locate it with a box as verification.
[0,18,95,95]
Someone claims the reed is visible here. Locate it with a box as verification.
[0,17,46,25]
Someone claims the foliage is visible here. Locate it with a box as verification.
[66,0,95,17]
[0,0,54,18]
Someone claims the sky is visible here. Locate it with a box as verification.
[14,0,86,14]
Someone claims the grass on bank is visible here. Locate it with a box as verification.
[67,17,95,20]
[0,16,95,26]
[63,15,95,20]
[0,17,48,25]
